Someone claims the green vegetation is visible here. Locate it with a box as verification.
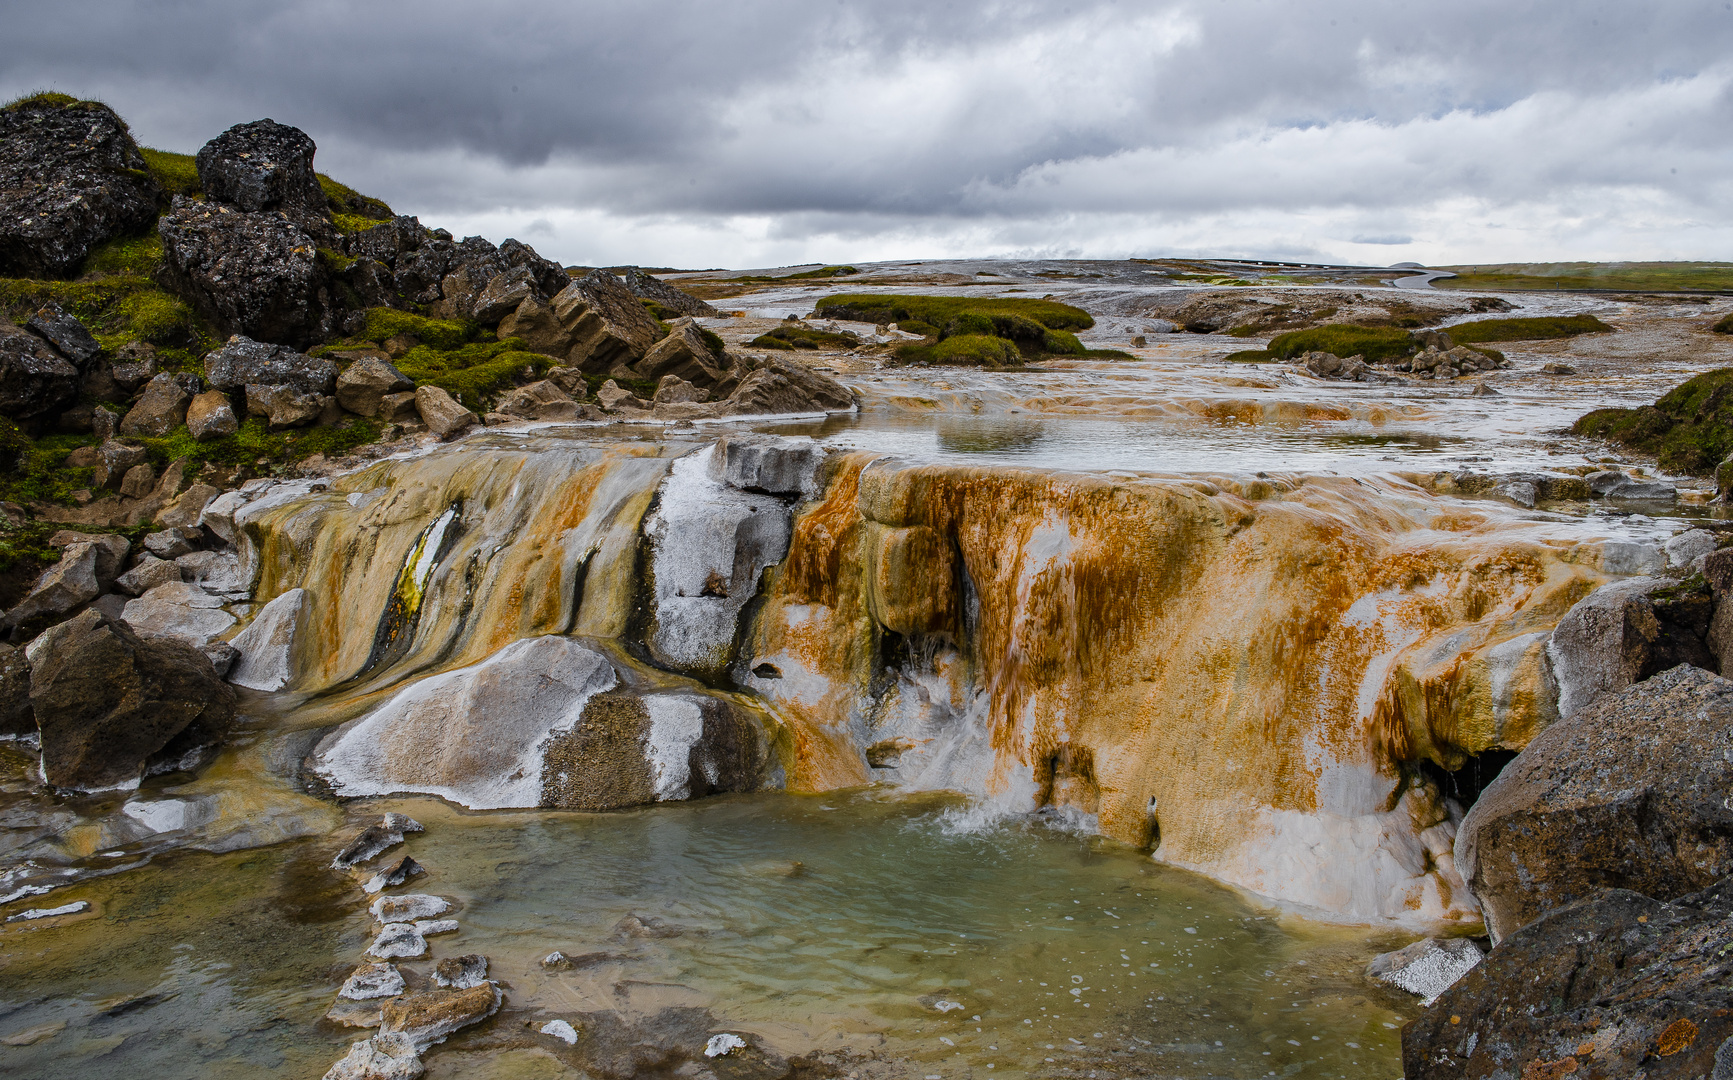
[3,91,102,114]
[783,265,858,280]
[135,416,383,469]
[395,340,552,411]
[1572,367,1733,475]
[139,148,200,199]
[750,324,860,351]
[0,267,206,355]
[1436,262,1733,293]
[816,294,1094,331]
[1444,315,1612,344]
[896,334,1023,368]
[1224,349,1275,363]
[897,319,939,337]
[318,174,393,222]
[1712,313,1733,334]
[346,308,477,351]
[1267,325,1416,364]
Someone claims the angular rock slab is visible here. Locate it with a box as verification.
[1366,937,1482,1004]
[379,984,501,1053]
[1457,665,1733,941]
[227,588,310,691]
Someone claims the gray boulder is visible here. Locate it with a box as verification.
[414,385,475,440]
[227,588,309,691]
[652,374,709,404]
[595,379,650,413]
[0,98,162,277]
[157,200,338,348]
[114,554,183,596]
[143,527,201,560]
[120,581,237,649]
[120,373,192,437]
[635,321,727,388]
[1544,576,1716,718]
[27,609,236,791]
[204,336,337,396]
[0,323,80,422]
[1,543,102,632]
[494,380,581,421]
[195,119,334,239]
[26,303,101,366]
[1456,665,1733,942]
[335,356,413,417]
[623,266,718,318]
[185,389,239,441]
[707,435,824,496]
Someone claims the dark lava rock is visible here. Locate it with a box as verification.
[435,236,568,322]
[0,322,80,422]
[157,197,338,347]
[26,302,101,366]
[203,335,337,395]
[623,266,719,319]
[1403,879,1733,1080]
[28,609,236,791]
[1457,664,1733,942]
[195,119,333,238]
[0,98,162,278]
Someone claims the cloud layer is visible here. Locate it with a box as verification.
[6,0,1732,267]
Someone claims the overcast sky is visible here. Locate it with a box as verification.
[6,1,1732,269]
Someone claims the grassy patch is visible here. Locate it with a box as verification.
[1571,367,1733,475]
[815,294,1094,331]
[1436,262,1733,293]
[1716,313,1733,335]
[897,319,939,337]
[345,308,477,351]
[895,334,1023,368]
[1224,349,1276,363]
[139,147,200,199]
[0,426,95,506]
[1267,325,1416,364]
[395,340,552,410]
[784,265,858,280]
[318,175,393,221]
[0,272,207,353]
[750,325,860,351]
[579,373,658,400]
[1445,315,1612,343]
[136,415,383,467]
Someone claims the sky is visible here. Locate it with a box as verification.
[5,0,1732,270]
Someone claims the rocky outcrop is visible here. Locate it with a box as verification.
[1403,880,1733,1080]
[623,266,718,318]
[1457,665,1733,942]
[157,198,338,347]
[27,609,236,791]
[635,320,728,387]
[204,335,338,426]
[436,237,566,322]
[336,357,413,417]
[310,635,769,811]
[26,303,101,366]
[0,98,162,277]
[195,119,334,239]
[722,354,855,415]
[0,323,80,423]
[535,270,663,372]
[1547,576,1717,718]
[493,380,583,422]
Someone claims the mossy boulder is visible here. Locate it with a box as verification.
[1573,367,1733,475]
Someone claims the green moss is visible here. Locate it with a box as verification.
[116,290,194,342]
[318,174,393,221]
[1445,315,1611,344]
[1224,349,1276,363]
[1715,313,1733,335]
[579,373,657,400]
[1042,328,1086,355]
[1225,324,1264,338]
[0,430,97,506]
[698,326,726,355]
[749,324,859,351]
[395,340,552,410]
[2,91,85,112]
[1435,262,1733,293]
[351,308,477,351]
[784,266,859,280]
[816,294,1094,331]
[1,273,210,354]
[896,334,1023,368]
[897,319,939,337]
[1571,367,1733,475]
[1267,325,1416,364]
[82,231,164,277]
[139,147,201,199]
[135,415,382,468]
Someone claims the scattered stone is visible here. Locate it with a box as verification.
[363,856,425,895]
[111,344,156,392]
[26,303,101,366]
[1,542,102,630]
[378,984,501,1052]
[176,549,246,597]
[1470,382,1499,397]
[4,900,90,922]
[542,951,574,971]
[1665,528,1718,569]
[196,119,334,238]
[494,379,582,422]
[378,391,419,424]
[119,581,236,649]
[154,481,222,530]
[1365,937,1482,1003]
[198,490,251,546]
[413,385,476,440]
[27,609,235,791]
[92,438,148,488]
[433,954,488,990]
[414,919,459,937]
[0,98,161,277]
[119,374,193,438]
[1457,664,1733,942]
[595,379,650,413]
[202,640,238,679]
[226,587,309,690]
[1302,350,1371,381]
[143,528,201,560]
[332,814,424,870]
[541,1019,579,1045]
[186,390,239,441]
[341,962,407,1001]
[246,383,326,429]
[0,322,80,422]
[652,374,711,405]
[1402,880,1733,1080]
[114,554,183,596]
[1542,362,1577,375]
[371,893,450,924]
[614,913,683,939]
[705,1033,747,1058]
[322,1031,424,1080]
[367,923,430,960]
[336,357,415,417]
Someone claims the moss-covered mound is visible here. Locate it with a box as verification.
[1445,315,1611,343]
[1267,326,1416,364]
[1712,313,1733,334]
[895,334,1023,368]
[815,294,1094,331]
[1572,368,1733,475]
[750,324,860,350]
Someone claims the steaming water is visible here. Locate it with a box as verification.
[0,784,1422,1079]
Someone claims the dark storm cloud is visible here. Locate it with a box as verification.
[5,0,1732,264]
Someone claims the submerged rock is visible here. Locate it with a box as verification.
[332,813,424,870]
[1457,665,1733,942]
[378,984,501,1052]
[28,609,235,791]
[340,962,407,1001]
[367,923,429,960]
[1402,880,1733,1080]
[371,893,450,924]
[433,954,487,990]
[363,856,425,894]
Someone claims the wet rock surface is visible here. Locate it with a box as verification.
[1457,664,1733,942]
[0,99,162,277]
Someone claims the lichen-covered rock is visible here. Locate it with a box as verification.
[1457,665,1733,942]
[1546,576,1716,718]
[27,609,236,791]
[1402,880,1733,1080]
[185,389,239,441]
[336,357,413,417]
[204,335,337,395]
[0,323,79,423]
[721,354,855,416]
[623,266,718,318]
[413,386,475,440]
[196,119,334,239]
[157,199,337,347]
[1,542,101,632]
[119,373,192,437]
[26,303,101,366]
[0,98,162,278]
